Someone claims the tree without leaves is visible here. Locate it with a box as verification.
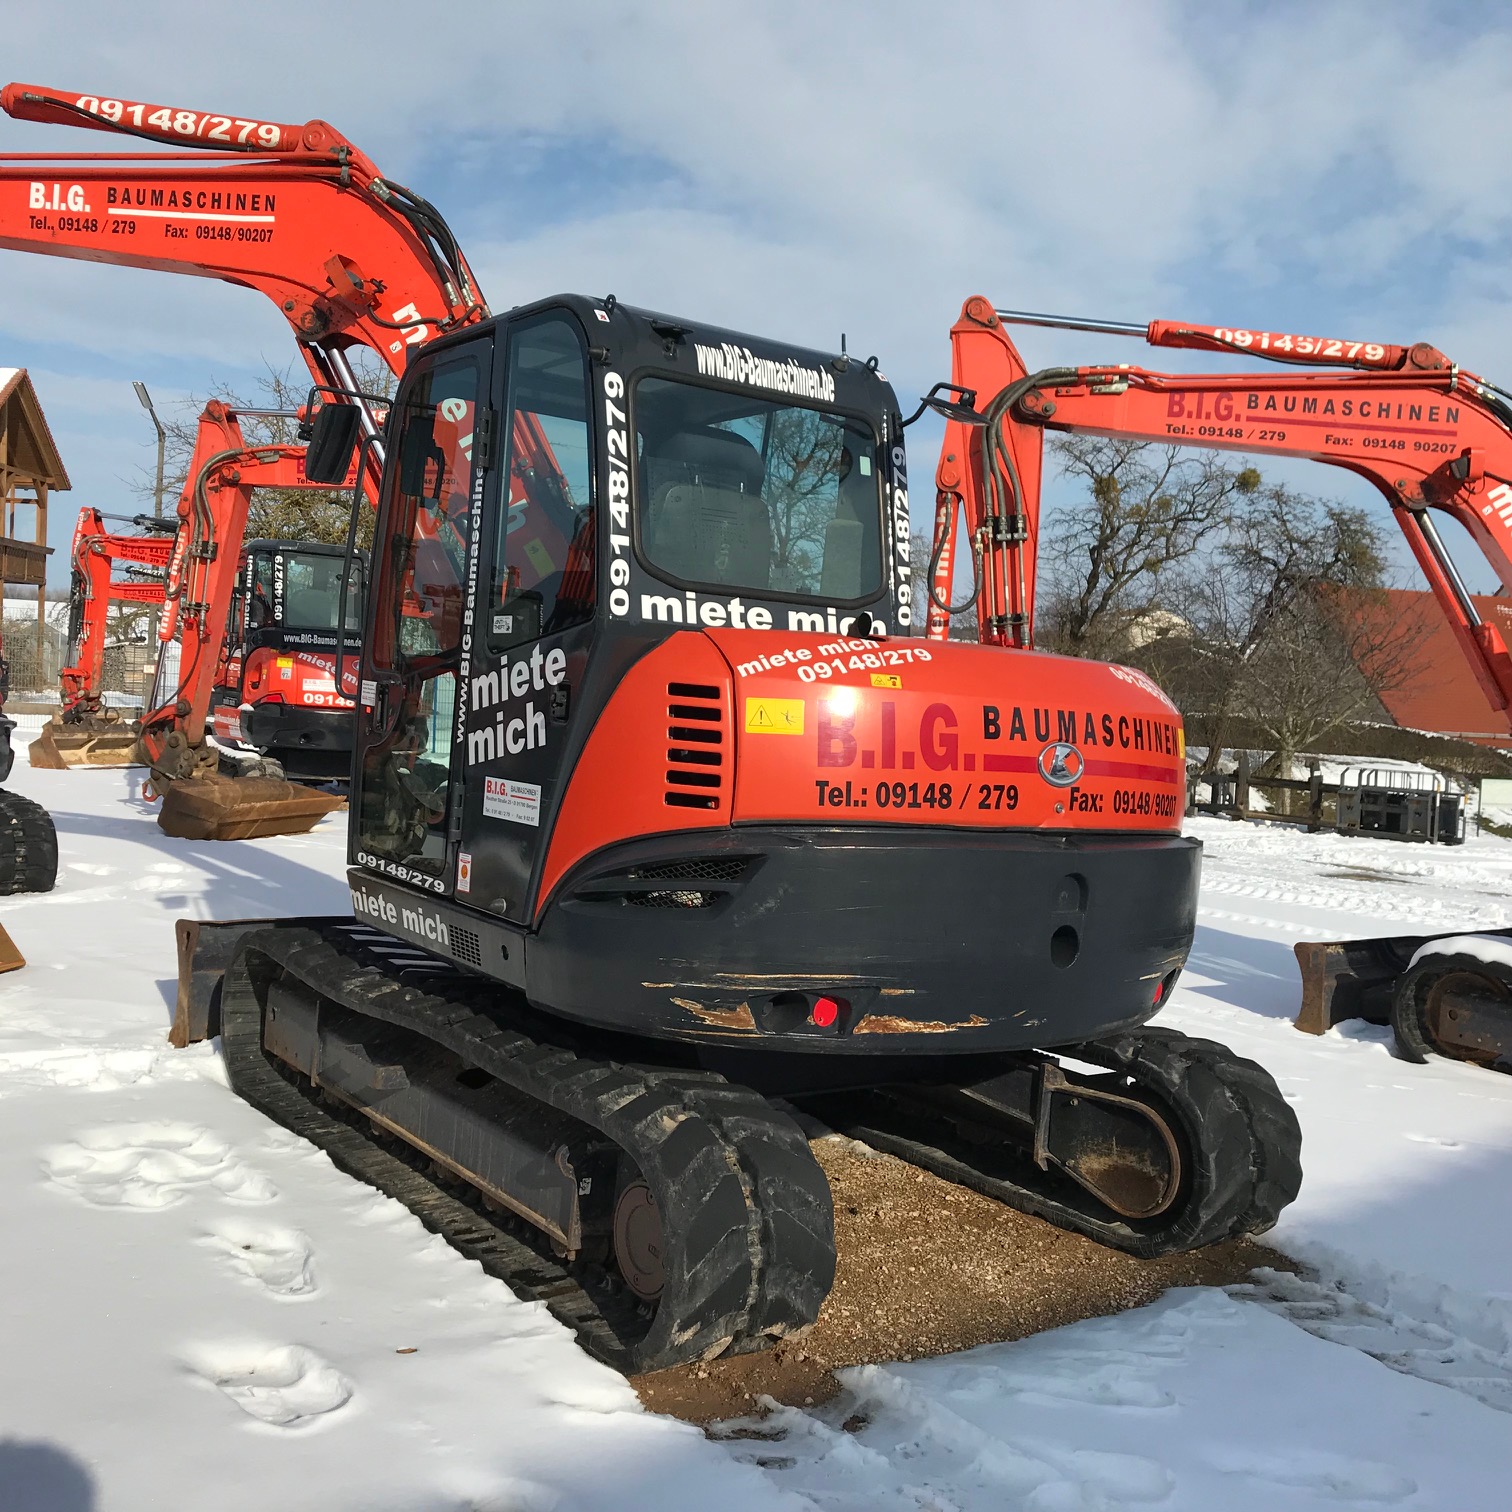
[910,528,978,642]
[1143,484,1425,799]
[133,358,392,550]
[1039,436,1261,660]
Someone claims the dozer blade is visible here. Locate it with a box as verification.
[1294,930,1512,1034]
[0,923,24,973]
[157,772,345,842]
[172,915,346,1044]
[28,715,142,770]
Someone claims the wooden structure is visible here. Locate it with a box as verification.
[0,367,66,672]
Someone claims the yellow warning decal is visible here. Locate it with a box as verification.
[524,538,556,576]
[1177,727,1186,759]
[744,697,805,735]
[870,673,902,689]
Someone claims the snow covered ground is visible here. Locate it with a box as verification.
[2,734,1510,1510]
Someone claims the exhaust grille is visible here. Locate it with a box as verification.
[567,853,756,911]
[665,682,724,810]
[626,889,723,909]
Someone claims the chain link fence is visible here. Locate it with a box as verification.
[2,597,159,709]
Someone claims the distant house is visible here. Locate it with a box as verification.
[1,368,69,687]
[1347,587,1512,749]
[1,368,67,582]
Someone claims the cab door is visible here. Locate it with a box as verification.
[351,336,493,893]
[454,313,597,922]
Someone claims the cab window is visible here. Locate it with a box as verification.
[488,317,595,654]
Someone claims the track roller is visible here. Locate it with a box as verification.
[0,790,58,895]
[808,1027,1301,1257]
[218,921,835,1373]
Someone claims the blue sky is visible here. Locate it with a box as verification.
[4,1,1512,590]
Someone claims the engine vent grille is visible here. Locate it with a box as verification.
[450,926,482,968]
[665,682,724,810]
[630,857,749,883]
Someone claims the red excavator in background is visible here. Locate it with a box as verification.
[0,84,1302,1375]
[929,296,1512,1073]
[30,503,172,768]
[35,489,366,787]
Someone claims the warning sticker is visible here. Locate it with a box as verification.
[870,673,902,689]
[524,538,556,577]
[744,697,804,735]
[456,851,473,893]
[483,775,542,827]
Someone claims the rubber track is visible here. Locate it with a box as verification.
[816,1027,1302,1259]
[220,922,834,1374]
[0,790,57,896]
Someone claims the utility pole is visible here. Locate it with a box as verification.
[133,382,166,519]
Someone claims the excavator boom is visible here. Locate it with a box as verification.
[0,82,485,376]
[933,297,1512,719]
[0,81,501,837]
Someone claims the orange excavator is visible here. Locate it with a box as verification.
[0,85,1304,1375]
[929,297,1512,1073]
[30,503,172,768]
[36,460,368,790]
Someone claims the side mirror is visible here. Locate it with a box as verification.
[304,404,363,484]
[901,383,985,429]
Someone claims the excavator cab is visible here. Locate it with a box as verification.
[321,296,910,942]
[208,540,366,782]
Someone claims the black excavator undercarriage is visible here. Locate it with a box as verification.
[196,917,1302,1374]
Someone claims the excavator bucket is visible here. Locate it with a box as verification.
[0,923,24,973]
[28,714,142,770]
[1294,930,1512,1033]
[157,772,345,842]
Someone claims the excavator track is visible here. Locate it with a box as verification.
[219,921,835,1374]
[807,1028,1301,1258]
[0,789,57,895]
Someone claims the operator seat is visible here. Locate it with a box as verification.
[644,427,772,590]
[286,588,332,626]
[820,445,877,601]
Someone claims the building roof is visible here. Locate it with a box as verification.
[0,367,70,491]
[1359,587,1512,747]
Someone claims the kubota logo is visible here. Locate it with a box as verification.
[1037,741,1085,787]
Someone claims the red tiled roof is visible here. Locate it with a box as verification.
[1360,588,1512,748]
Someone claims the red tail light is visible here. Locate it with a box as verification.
[811,995,844,1028]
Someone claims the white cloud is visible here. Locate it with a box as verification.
[4,3,1512,587]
